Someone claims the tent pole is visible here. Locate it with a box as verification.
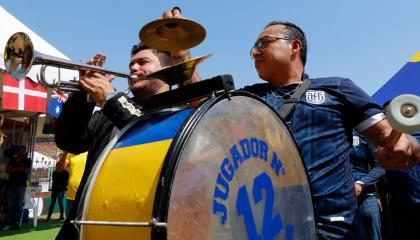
[27,115,38,183]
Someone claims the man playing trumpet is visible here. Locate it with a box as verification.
[54,8,195,240]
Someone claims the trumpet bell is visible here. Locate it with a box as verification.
[139,18,206,51]
[4,32,34,79]
[3,32,132,92]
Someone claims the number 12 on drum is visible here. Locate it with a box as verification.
[236,172,294,240]
[210,135,310,240]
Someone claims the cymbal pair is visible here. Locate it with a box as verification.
[139,17,210,85]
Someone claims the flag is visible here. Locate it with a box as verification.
[2,73,48,112]
[47,90,68,118]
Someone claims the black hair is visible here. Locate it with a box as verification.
[265,21,308,66]
[130,42,172,67]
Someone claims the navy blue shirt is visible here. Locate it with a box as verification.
[350,130,385,194]
[385,131,420,206]
[243,77,383,238]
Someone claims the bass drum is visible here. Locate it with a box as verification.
[78,92,316,240]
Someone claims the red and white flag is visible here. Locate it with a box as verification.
[2,73,48,113]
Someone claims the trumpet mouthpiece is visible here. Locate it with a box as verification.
[130,75,139,81]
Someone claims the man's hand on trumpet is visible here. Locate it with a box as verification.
[79,53,116,107]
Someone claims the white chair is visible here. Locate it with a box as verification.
[24,185,43,227]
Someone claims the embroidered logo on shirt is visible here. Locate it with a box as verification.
[117,96,142,116]
[305,90,325,104]
[353,136,360,146]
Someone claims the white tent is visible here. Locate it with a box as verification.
[0,5,78,83]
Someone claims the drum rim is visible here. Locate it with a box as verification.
[151,91,316,238]
[151,94,217,238]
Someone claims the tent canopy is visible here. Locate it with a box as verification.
[372,51,420,107]
[0,6,77,83]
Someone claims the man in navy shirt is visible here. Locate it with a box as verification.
[243,20,419,239]
[350,130,385,240]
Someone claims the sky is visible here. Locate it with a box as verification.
[1,0,419,95]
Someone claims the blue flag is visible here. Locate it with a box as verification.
[47,90,68,118]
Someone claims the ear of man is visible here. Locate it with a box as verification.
[291,39,302,55]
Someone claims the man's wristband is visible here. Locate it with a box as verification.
[101,92,118,107]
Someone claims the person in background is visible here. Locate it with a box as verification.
[46,152,69,221]
[382,101,419,240]
[64,152,87,216]
[2,145,31,230]
[350,129,385,240]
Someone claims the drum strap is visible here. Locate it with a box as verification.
[279,78,311,120]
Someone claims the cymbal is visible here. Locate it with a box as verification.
[142,54,211,85]
[139,18,206,51]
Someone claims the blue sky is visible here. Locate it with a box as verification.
[1,0,419,95]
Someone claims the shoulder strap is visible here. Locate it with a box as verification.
[279,79,311,120]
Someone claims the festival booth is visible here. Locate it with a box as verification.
[0,5,77,224]
[25,151,56,226]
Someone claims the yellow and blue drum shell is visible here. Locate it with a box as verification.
[81,109,192,240]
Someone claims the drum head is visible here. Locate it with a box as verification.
[156,93,316,239]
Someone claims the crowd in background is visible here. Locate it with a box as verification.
[0,150,86,230]
[350,130,419,240]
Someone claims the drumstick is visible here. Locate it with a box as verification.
[385,94,420,147]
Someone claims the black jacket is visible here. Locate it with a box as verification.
[55,92,142,240]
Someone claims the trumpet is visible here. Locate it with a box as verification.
[3,32,137,92]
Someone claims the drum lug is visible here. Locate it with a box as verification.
[215,90,227,97]
[151,218,167,228]
[210,90,229,100]
[225,91,232,101]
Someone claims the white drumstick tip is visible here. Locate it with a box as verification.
[387,94,420,133]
